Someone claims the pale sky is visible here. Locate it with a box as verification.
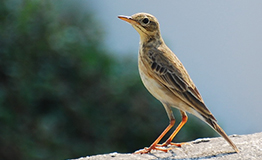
[90,0,262,135]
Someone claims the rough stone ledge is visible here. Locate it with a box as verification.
[71,132,262,160]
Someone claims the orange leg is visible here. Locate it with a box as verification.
[134,118,175,154]
[158,111,188,147]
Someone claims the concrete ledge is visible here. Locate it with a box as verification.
[73,132,262,160]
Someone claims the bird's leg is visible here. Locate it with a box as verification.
[134,119,175,154]
[158,111,188,147]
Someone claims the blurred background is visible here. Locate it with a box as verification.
[1,0,262,159]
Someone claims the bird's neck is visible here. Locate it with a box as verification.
[140,34,164,50]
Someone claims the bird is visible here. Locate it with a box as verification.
[118,12,239,154]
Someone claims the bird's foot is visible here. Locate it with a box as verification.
[134,145,172,154]
[156,140,188,147]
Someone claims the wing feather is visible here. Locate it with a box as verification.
[145,48,215,120]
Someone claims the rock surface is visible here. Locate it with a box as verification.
[72,132,262,160]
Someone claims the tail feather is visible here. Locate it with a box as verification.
[206,117,239,153]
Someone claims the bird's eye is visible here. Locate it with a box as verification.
[142,18,150,24]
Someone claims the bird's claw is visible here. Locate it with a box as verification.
[156,141,188,147]
[134,145,172,154]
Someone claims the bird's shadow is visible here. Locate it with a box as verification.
[148,150,237,160]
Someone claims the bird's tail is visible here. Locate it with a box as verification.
[205,117,239,153]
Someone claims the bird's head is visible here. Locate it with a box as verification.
[118,13,161,41]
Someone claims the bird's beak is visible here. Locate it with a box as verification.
[118,15,139,25]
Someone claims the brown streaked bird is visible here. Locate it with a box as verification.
[118,13,239,154]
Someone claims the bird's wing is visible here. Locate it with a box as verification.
[144,48,216,120]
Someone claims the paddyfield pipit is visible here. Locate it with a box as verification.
[118,13,239,154]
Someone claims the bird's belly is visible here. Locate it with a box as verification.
[139,67,178,105]
[138,62,195,113]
